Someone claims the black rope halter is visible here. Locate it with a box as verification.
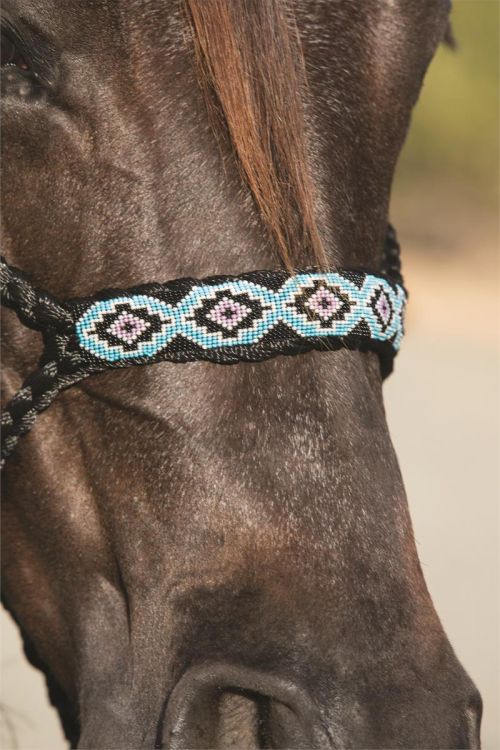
[1,226,405,467]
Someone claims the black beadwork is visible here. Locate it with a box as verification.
[1,225,404,466]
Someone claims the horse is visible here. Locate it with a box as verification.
[1,1,482,747]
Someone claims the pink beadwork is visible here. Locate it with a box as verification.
[108,311,150,343]
[375,292,391,324]
[306,287,341,320]
[207,296,252,330]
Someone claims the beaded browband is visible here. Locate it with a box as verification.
[0,226,406,465]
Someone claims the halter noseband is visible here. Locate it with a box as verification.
[1,226,406,466]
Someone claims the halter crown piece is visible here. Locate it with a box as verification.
[0,226,406,466]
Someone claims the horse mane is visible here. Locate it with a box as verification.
[185,0,327,270]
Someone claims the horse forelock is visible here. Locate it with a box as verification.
[185,0,327,271]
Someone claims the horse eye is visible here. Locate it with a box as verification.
[1,30,30,71]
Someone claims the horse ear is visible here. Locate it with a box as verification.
[443,20,456,49]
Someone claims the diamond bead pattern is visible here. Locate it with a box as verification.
[76,295,175,362]
[74,271,406,365]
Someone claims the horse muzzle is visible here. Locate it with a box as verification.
[162,662,331,749]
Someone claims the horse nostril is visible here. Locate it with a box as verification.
[216,690,263,747]
[461,689,482,750]
[161,663,329,749]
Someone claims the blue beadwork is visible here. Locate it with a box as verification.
[0,249,407,466]
[76,295,176,362]
[75,271,406,364]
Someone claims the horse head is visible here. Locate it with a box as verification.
[1,1,481,747]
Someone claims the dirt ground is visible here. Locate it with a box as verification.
[1,205,498,749]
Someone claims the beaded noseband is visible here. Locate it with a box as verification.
[0,226,406,466]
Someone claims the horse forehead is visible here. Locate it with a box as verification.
[28,0,445,140]
[5,0,449,46]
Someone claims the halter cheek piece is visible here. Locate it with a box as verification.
[0,226,406,466]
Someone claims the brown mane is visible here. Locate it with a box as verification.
[185,0,327,270]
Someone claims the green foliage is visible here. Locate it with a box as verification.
[396,0,499,199]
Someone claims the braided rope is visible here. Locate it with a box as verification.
[1,259,89,464]
[0,361,87,467]
[381,224,404,289]
[0,258,73,334]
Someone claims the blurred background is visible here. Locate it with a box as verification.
[388,1,499,748]
[1,1,498,748]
